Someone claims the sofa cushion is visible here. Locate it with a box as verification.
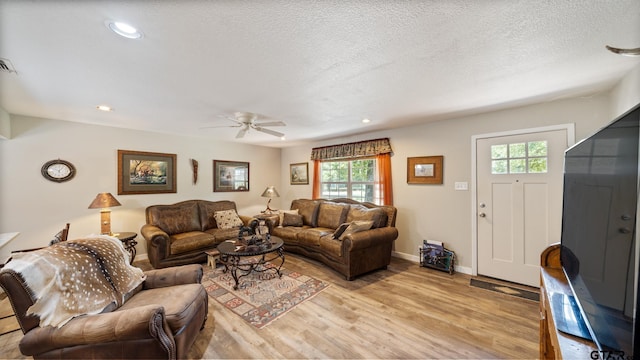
[346,205,388,229]
[119,283,207,335]
[282,212,304,227]
[319,234,343,258]
[170,231,216,255]
[213,209,244,229]
[148,201,202,235]
[271,226,304,243]
[291,199,320,227]
[205,227,241,242]
[278,209,299,227]
[317,202,349,229]
[333,223,350,239]
[298,228,333,247]
[339,220,374,240]
[198,200,237,231]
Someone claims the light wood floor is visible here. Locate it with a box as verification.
[0,255,539,359]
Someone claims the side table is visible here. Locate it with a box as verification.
[114,232,137,264]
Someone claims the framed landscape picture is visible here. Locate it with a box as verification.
[407,156,443,184]
[214,160,249,192]
[118,150,177,195]
[290,162,309,185]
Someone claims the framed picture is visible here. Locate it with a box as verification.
[214,160,249,192]
[290,162,309,185]
[407,156,443,184]
[118,150,177,195]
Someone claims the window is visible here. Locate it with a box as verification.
[320,158,376,202]
[491,140,548,174]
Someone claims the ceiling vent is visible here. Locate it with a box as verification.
[0,58,17,74]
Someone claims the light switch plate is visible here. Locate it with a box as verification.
[455,182,468,191]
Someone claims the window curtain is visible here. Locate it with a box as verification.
[312,159,321,199]
[311,138,393,205]
[375,153,393,205]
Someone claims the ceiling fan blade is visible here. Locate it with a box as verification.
[200,124,242,129]
[254,121,286,127]
[606,45,640,57]
[236,127,248,138]
[254,127,284,138]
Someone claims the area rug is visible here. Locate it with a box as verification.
[470,278,539,301]
[202,262,329,329]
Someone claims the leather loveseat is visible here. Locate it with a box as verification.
[0,236,208,359]
[271,198,398,280]
[141,200,252,269]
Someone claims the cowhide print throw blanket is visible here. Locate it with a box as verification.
[3,235,146,328]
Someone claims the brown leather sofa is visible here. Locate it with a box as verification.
[0,237,208,359]
[141,200,252,269]
[271,198,398,280]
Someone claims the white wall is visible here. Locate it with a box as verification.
[0,107,10,139]
[281,93,614,272]
[0,115,281,262]
[611,64,640,118]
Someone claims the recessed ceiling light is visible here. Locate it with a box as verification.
[96,105,113,112]
[362,118,371,123]
[107,21,143,39]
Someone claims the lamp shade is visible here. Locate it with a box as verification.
[261,186,280,198]
[88,193,122,209]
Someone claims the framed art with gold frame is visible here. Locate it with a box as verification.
[118,150,177,195]
[407,156,443,184]
[289,162,309,185]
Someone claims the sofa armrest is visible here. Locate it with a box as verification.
[143,264,203,289]
[342,227,399,252]
[239,215,254,226]
[141,224,171,266]
[19,304,174,357]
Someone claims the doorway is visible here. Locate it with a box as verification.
[472,125,574,287]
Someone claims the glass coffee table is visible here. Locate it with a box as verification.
[217,236,285,290]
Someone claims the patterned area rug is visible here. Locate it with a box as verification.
[202,262,329,329]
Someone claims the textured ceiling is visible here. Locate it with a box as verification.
[1,1,639,147]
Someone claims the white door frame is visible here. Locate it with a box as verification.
[470,124,576,277]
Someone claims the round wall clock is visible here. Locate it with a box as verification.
[41,159,76,182]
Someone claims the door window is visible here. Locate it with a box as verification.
[491,141,548,174]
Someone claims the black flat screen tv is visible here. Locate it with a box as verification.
[560,102,640,358]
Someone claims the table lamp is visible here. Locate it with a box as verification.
[261,186,280,213]
[88,192,121,235]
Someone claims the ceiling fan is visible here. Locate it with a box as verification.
[203,112,286,139]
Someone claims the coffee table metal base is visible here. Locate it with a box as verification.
[220,247,285,290]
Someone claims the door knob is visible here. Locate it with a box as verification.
[479,213,486,217]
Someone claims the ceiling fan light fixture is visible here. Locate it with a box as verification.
[362,118,371,123]
[107,21,143,39]
[96,104,113,112]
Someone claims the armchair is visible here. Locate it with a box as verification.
[0,236,208,359]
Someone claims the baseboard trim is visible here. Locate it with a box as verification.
[133,253,148,263]
[392,251,472,275]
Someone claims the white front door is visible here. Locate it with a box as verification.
[476,128,568,287]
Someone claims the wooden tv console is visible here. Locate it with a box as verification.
[540,243,597,359]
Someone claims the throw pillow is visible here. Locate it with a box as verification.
[333,223,350,240]
[339,220,374,240]
[278,209,299,227]
[282,212,304,227]
[214,209,244,229]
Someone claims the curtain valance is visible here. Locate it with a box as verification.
[310,138,392,161]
